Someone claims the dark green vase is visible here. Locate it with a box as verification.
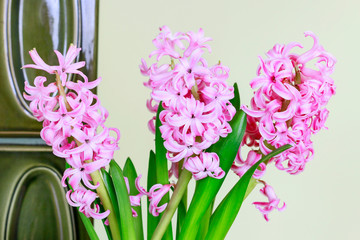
[0,0,99,239]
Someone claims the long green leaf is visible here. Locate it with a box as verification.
[176,192,187,238]
[109,160,136,240]
[101,168,121,228]
[65,163,100,240]
[79,212,100,240]
[195,199,214,240]
[155,102,168,186]
[229,82,240,110]
[123,157,144,240]
[147,150,158,240]
[95,197,113,240]
[205,144,292,239]
[154,102,173,240]
[178,110,247,240]
[176,161,187,238]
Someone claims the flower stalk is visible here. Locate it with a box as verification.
[55,73,121,240]
[151,169,192,240]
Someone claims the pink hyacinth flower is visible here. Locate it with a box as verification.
[184,152,225,180]
[61,153,110,190]
[125,175,148,217]
[149,25,186,61]
[66,187,110,219]
[23,44,122,222]
[148,183,173,217]
[23,45,87,86]
[22,49,56,74]
[141,26,236,169]
[23,76,58,121]
[164,134,208,163]
[253,182,286,221]
[172,48,210,89]
[67,125,112,160]
[232,150,266,179]
[53,44,88,85]
[168,162,180,179]
[167,97,217,137]
[241,31,335,176]
[42,95,85,138]
[184,28,212,57]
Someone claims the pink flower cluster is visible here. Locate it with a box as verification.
[23,45,120,220]
[232,32,335,220]
[238,31,336,175]
[141,26,235,180]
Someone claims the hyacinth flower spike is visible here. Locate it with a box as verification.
[144,26,245,240]
[23,45,121,240]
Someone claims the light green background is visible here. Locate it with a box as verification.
[97,0,359,239]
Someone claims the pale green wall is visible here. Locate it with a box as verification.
[97,0,359,239]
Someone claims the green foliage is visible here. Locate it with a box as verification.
[195,199,214,240]
[78,212,100,240]
[147,150,158,239]
[154,102,173,240]
[205,144,292,239]
[101,168,121,229]
[123,158,144,240]
[229,82,240,110]
[109,160,136,240]
[94,197,112,240]
[178,110,247,240]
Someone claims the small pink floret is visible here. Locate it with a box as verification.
[253,182,286,221]
[66,187,110,219]
[184,152,225,180]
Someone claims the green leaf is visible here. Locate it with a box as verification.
[95,197,113,240]
[155,102,168,186]
[178,110,247,240]
[123,157,144,240]
[205,144,292,240]
[109,160,136,240]
[229,82,240,110]
[195,199,214,240]
[176,161,187,238]
[147,150,159,240]
[176,192,187,238]
[79,212,100,240]
[101,168,121,228]
[154,102,173,240]
[65,163,99,240]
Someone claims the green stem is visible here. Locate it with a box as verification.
[90,170,121,240]
[152,169,192,240]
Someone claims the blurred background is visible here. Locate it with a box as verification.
[97,0,359,239]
